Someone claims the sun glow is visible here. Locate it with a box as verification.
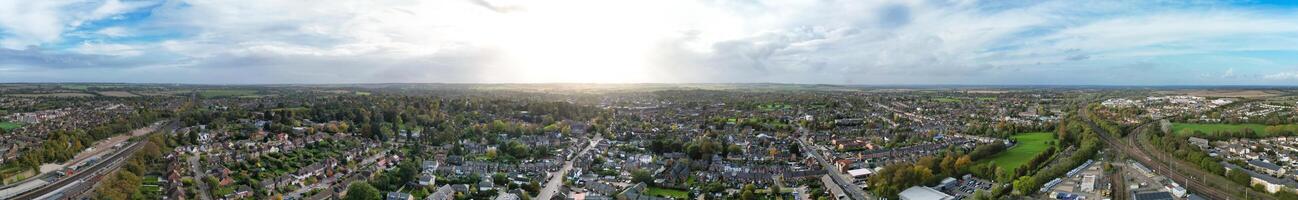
[467,0,701,83]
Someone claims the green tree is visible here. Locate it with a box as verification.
[740,184,756,200]
[345,182,382,200]
[631,169,654,185]
[1012,176,1036,195]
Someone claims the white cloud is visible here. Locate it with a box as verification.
[72,41,141,56]
[94,26,129,37]
[1265,71,1298,80]
[0,0,156,49]
[3,0,1298,84]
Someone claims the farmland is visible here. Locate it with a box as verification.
[198,89,259,98]
[6,93,97,97]
[986,132,1057,171]
[96,91,140,97]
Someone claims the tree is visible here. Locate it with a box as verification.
[770,183,783,198]
[345,182,382,200]
[740,184,757,200]
[632,169,654,185]
[1012,176,1036,195]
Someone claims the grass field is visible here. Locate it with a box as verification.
[7,93,97,97]
[199,89,258,98]
[934,97,962,103]
[96,91,140,97]
[1172,123,1269,136]
[645,186,689,199]
[987,132,1056,171]
[0,121,20,131]
[60,84,124,90]
[271,107,310,112]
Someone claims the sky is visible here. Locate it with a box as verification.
[1,0,1298,85]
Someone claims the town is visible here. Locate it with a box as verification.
[0,84,1296,200]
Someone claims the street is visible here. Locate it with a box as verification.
[535,137,600,200]
[187,153,213,200]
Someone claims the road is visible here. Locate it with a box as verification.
[1078,105,1268,200]
[798,135,871,200]
[187,153,213,200]
[535,137,600,200]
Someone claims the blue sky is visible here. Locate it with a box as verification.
[1,0,1298,85]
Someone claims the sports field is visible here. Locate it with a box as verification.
[987,132,1056,171]
[0,121,19,131]
[1171,123,1269,136]
[645,186,688,199]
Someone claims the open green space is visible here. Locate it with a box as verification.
[1172,123,1269,137]
[271,107,310,112]
[758,103,792,111]
[0,121,21,131]
[199,89,259,98]
[986,132,1056,171]
[60,84,124,90]
[934,97,962,103]
[645,186,689,199]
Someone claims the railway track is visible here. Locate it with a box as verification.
[9,141,144,200]
[1079,105,1267,200]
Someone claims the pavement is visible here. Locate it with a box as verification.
[535,137,600,200]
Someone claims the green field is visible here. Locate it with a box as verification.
[758,104,792,111]
[60,84,124,90]
[645,186,688,199]
[987,132,1056,171]
[271,107,310,112]
[934,97,962,103]
[0,121,20,131]
[1172,123,1270,136]
[199,89,259,98]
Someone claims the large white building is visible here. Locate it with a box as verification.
[899,186,953,200]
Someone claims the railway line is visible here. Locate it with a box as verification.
[1079,105,1268,200]
[8,136,146,200]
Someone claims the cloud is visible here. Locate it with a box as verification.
[1265,71,1298,80]
[0,0,158,49]
[1,0,1298,84]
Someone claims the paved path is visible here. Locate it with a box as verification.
[536,137,600,200]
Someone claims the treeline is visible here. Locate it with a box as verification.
[963,122,1054,138]
[646,135,741,160]
[1182,125,1298,140]
[94,133,172,200]
[962,113,1103,198]
[1085,104,1127,137]
[1014,135,1101,195]
[867,146,976,199]
[1176,110,1298,125]
[2,109,165,173]
[180,94,604,148]
[1147,124,1298,199]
